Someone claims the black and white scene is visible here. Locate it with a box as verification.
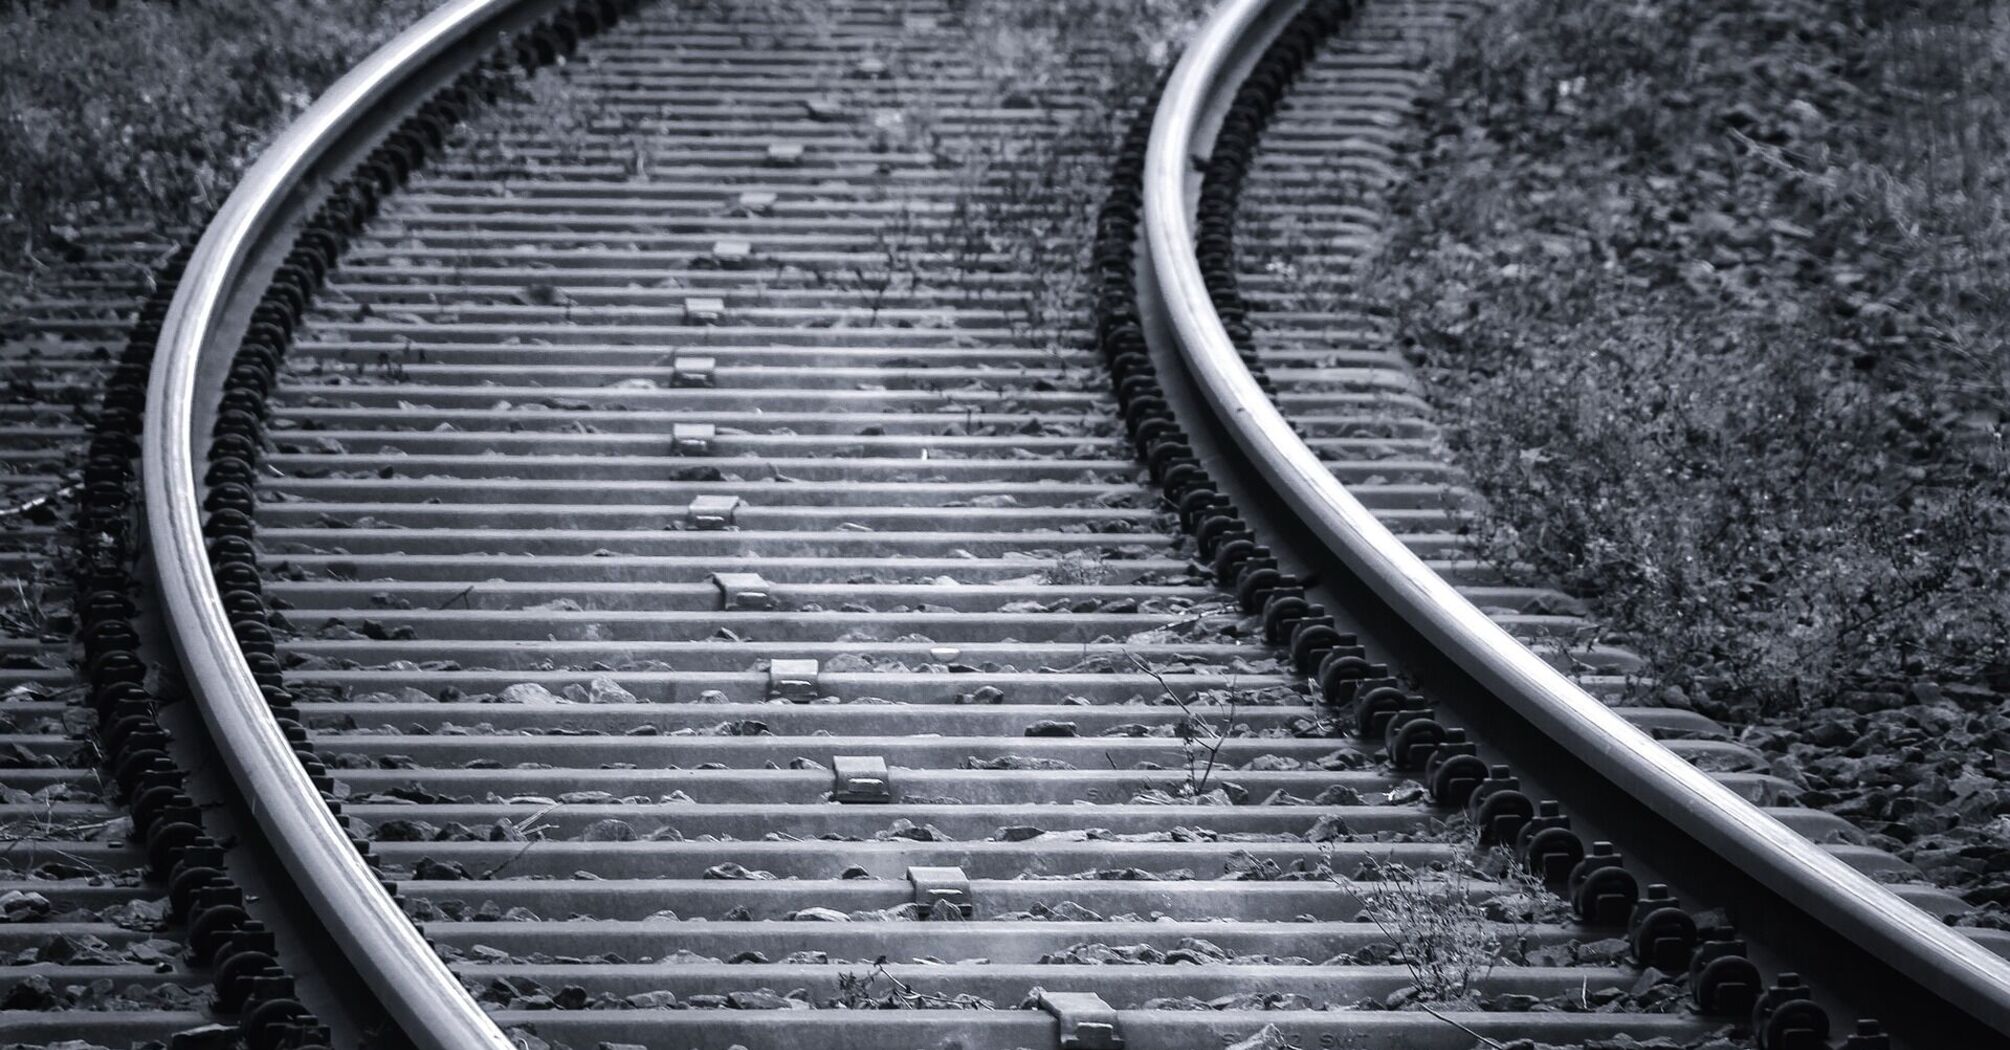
[0,0,2005,1048]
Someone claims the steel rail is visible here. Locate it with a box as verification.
[1142,0,2010,1037]
[142,2,547,1047]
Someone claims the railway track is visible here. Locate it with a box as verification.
[0,235,234,1045]
[1,0,2001,1048]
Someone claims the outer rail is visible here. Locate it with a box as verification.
[1142,0,2010,1037]
[142,2,545,1048]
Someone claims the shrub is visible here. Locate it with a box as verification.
[1353,837,1551,1005]
[0,0,435,284]
[1370,0,2009,718]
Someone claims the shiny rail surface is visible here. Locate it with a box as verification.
[142,1,554,1047]
[1144,0,2010,1041]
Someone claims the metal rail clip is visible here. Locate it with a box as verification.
[906,865,972,918]
[831,756,891,803]
[685,495,740,530]
[710,572,773,611]
[768,658,820,701]
[671,422,715,456]
[1038,991,1123,1049]
[682,297,725,325]
[672,354,717,386]
[1328,674,1399,706]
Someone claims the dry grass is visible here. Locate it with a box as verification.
[0,0,436,287]
[891,0,1208,342]
[1369,0,2010,718]
[1352,836,1551,1006]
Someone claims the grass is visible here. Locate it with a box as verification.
[1369,0,2010,719]
[838,0,1206,344]
[1350,836,1551,1010]
[1040,550,1111,587]
[1129,654,1240,797]
[946,0,1203,343]
[687,1,1203,348]
[1357,853,1502,1004]
[0,0,437,290]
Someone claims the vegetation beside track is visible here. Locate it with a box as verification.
[1374,0,2009,722]
[0,0,435,292]
[892,0,1205,343]
[1372,0,2010,908]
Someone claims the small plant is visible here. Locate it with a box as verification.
[834,959,992,1010]
[1129,654,1239,797]
[0,577,57,641]
[1353,836,1543,1005]
[476,801,563,880]
[825,199,926,328]
[1039,549,1110,587]
[1357,858,1497,1003]
[845,0,1209,345]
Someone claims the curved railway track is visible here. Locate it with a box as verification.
[4,0,2006,1047]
